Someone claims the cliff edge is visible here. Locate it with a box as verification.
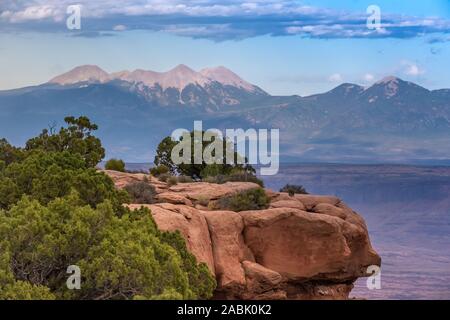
[105,170,381,300]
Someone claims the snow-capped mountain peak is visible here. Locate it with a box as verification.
[200,66,255,91]
[49,65,110,85]
[49,64,260,92]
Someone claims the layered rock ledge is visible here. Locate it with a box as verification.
[106,170,381,300]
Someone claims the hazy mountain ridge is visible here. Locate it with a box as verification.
[0,65,449,162]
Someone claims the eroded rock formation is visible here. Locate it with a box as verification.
[106,170,381,299]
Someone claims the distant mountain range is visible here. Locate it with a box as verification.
[48,64,267,111]
[1,65,449,163]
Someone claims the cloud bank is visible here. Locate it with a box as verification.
[1,0,450,41]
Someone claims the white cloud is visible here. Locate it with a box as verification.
[363,73,375,82]
[405,64,421,76]
[1,5,64,23]
[328,73,343,82]
[0,1,321,19]
[113,24,127,31]
[1,1,450,41]
[401,61,425,76]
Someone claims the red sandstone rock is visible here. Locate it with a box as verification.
[168,181,261,202]
[155,192,193,206]
[108,171,381,300]
[270,199,306,210]
[202,210,254,298]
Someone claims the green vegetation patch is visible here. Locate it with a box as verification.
[0,116,216,300]
[213,188,270,212]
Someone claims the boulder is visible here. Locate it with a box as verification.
[270,199,306,211]
[104,170,147,188]
[240,207,380,282]
[202,210,254,298]
[313,203,347,219]
[155,192,193,206]
[241,261,286,300]
[104,170,167,192]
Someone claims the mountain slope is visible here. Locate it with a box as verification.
[115,64,209,90]
[200,66,257,92]
[1,65,449,163]
[49,65,111,84]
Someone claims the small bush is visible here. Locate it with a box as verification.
[280,184,308,196]
[158,173,171,182]
[196,196,210,207]
[177,175,194,183]
[202,175,223,184]
[200,164,223,178]
[214,188,269,212]
[202,172,263,187]
[124,181,156,204]
[150,165,169,177]
[105,158,126,172]
[126,169,148,174]
[167,176,178,187]
[227,172,264,187]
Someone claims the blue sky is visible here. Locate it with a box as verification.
[1,0,449,95]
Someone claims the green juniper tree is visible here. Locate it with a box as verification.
[154,131,256,180]
[0,116,216,300]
